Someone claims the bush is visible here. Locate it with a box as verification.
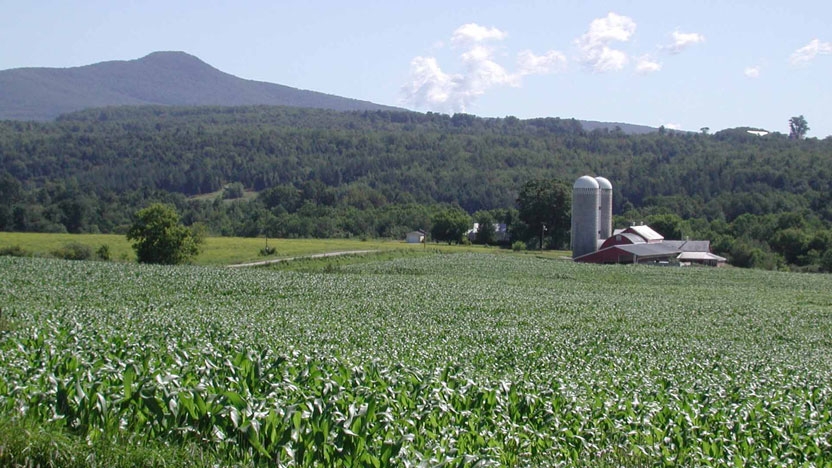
[259,245,276,256]
[96,244,111,261]
[52,242,92,261]
[512,241,526,252]
[0,245,28,257]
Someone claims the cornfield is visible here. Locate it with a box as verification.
[1,254,831,466]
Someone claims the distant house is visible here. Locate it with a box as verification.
[405,230,426,244]
[575,224,726,266]
[466,223,509,243]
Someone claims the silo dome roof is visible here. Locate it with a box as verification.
[595,176,612,190]
[574,175,600,189]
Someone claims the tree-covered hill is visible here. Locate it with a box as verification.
[2,105,832,270]
[3,106,830,216]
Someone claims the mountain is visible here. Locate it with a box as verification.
[579,120,658,135]
[0,51,401,120]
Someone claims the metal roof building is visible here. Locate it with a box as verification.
[575,225,725,266]
[569,176,724,266]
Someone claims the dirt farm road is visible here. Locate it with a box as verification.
[227,250,380,268]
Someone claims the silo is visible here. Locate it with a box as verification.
[571,176,600,258]
[595,176,613,240]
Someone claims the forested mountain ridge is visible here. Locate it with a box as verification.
[0,51,401,121]
[4,105,830,215]
[2,105,832,270]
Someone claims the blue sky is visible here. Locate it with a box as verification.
[2,0,831,137]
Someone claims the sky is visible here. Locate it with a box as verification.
[2,0,832,137]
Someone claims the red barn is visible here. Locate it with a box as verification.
[574,225,726,266]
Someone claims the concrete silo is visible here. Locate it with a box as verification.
[595,176,613,240]
[571,176,600,258]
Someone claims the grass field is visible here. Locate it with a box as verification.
[1,252,831,466]
[0,232,563,266]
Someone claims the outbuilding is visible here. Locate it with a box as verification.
[405,230,426,244]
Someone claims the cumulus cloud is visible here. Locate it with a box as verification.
[402,23,565,113]
[402,56,461,111]
[663,30,705,54]
[517,50,567,76]
[789,38,832,65]
[663,123,682,130]
[744,66,760,78]
[576,12,636,72]
[636,55,662,74]
[451,23,508,45]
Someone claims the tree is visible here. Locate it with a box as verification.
[473,211,496,245]
[430,207,471,244]
[517,179,570,250]
[769,228,810,265]
[789,115,809,140]
[647,213,686,240]
[127,203,203,264]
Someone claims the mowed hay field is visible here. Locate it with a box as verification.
[1,254,831,466]
[0,232,552,266]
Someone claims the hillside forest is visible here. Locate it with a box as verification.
[1,106,832,271]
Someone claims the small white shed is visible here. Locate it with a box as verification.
[406,230,425,243]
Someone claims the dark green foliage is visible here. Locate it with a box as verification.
[770,228,811,265]
[473,211,496,245]
[96,244,111,261]
[222,182,245,200]
[647,213,686,240]
[517,179,570,249]
[0,245,28,257]
[51,242,93,261]
[126,204,202,264]
[789,115,809,140]
[820,249,832,272]
[430,207,471,244]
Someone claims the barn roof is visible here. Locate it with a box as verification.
[616,243,679,259]
[626,225,664,242]
[662,240,710,252]
[678,252,726,262]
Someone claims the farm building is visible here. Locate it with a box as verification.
[574,225,726,266]
[405,230,426,243]
[570,176,725,266]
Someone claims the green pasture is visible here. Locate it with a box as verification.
[0,231,569,266]
[1,253,830,466]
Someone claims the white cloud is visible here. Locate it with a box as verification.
[401,56,462,112]
[517,50,567,75]
[663,123,682,130]
[583,12,637,45]
[744,66,760,78]
[402,23,565,113]
[451,23,508,46]
[576,12,636,72]
[636,55,662,74]
[664,30,705,54]
[789,38,832,66]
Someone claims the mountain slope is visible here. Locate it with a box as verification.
[0,51,401,120]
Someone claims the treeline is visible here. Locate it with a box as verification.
[1,105,832,270]
[623,212,832,273]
